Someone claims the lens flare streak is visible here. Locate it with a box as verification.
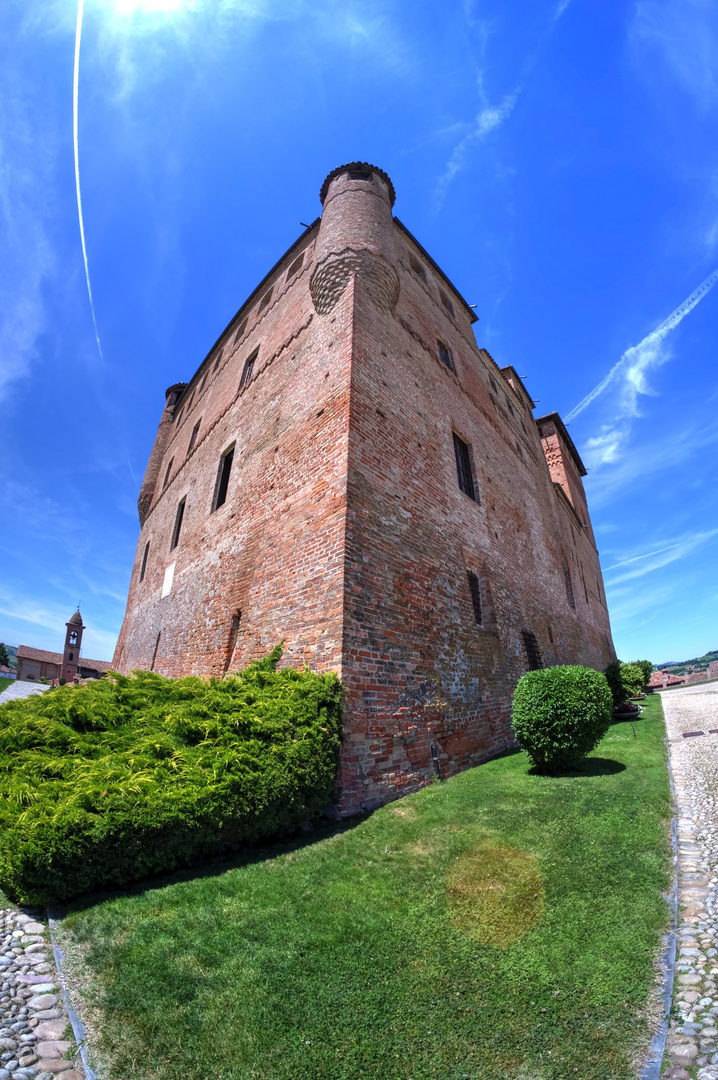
[74,0,103,362]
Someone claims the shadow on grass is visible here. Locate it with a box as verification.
[50,811,368,919]
[527,757,627,779]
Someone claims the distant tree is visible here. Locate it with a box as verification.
[0,643,9,667]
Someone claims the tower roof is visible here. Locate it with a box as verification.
[319,162,396,207]
[68,609,84,625]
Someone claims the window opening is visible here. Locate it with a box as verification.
[259,287,273,311]
[223,611,242,674]
[522,630,543,671]
[582,573,589,603]
[467,571,483,625]
[287,253,304,278]
[69,631,78,646]
[563,560,576,608]
[171,497,186,550]
[453,432,476,501]
[175,406,184,426]
[410,255,427,282]
[240,348,258,390]
[505,397,514,416]
[163,458,174,489]
[186,390,195,411]
[348,168,372,181]
[213,444,235,511]
[213,349,223,372]
[548,626,554,645]
[440,290,455,317]
[188,419,201,454]
[490,377,498,393]
[199,373,208,394]
[437,340,455,373]
[234,318,248,344]
[150,631,161,672]
[140,541,150,582]
[69,653,74,661]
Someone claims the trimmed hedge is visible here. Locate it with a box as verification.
[605,660,646,705]
[0,647,342,905]
[511,665,612,772]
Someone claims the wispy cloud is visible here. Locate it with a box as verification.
[603,526,718,584]
[631,0,718,112]
[566,267,718,424]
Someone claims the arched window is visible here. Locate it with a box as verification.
[69,630,78,646]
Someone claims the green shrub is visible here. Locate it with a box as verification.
[604,661,625,707]
[511,665,612,773]
[631,660,653,687]
[0,646,342,906]
[620,663,645,699]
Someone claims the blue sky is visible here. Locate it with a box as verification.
[1,0,716,666]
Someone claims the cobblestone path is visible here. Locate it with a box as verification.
[662,683,718,1080]
[1,908,86,1080]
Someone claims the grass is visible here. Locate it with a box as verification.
[0,678,12,695]
[60,694,671,1080]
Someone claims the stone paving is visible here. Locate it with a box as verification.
[0,908,85,1080]
[0,684,49,707]
[661,683,718,1080]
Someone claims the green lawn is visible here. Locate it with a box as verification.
[61,695,670,1080]
[0,677,12,695]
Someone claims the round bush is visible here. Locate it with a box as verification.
[511,665,613,773]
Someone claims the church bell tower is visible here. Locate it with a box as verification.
[61,609,85,683]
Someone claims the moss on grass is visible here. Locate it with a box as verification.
[61,694,670,1080]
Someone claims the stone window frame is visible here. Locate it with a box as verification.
[170,497,186,551]
[452,430,479,503]
[140,541,150,583]
[211,442,236,513]
[239,347,259,391]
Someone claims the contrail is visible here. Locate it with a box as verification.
[74,0,104,361]
[565,266,718,422]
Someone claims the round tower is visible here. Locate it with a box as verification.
[310,162,400,316]
[61,608,85,683]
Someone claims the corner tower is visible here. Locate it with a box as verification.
[114,163,615,814]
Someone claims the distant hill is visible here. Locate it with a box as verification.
[654,649,718,675]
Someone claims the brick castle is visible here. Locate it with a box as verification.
[114,162,616,814]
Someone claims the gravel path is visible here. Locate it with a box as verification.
[661,684,718,1080]
[0,908,85,1080]
[0,684,49,706]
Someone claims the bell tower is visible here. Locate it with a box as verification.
[61,609,85,683]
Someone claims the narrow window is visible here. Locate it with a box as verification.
[212,444,235,511]
[490,377,498,393]
[171,498,186,550]
[186,390,195,411]
[223,611,242,674]
[234,318,247,344]
[547,626,554,645]
[287,253,304,278]
[175,406,184,426]
[69,631,78,646]
[259,287,273,312]
[199,373,208,394]
[563,560,576,609]
[240,348,258,390]
[163,458,174,489]
[69,652,73,661]
[213,349,223,372]
[437,340,455,373]
[187,419,201,454]
[505,397,514,416]
[150,631,161,672]
[467,571,483,625]
[140,541,150,582]
[453,432,476,501]
[410,255,427,282]
[348,168,372,181]
[440,290,455,317]
[582,573,589,603]
[522,630,543,671]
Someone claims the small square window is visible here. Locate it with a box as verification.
[438,340,455,373]
[440,290,455,317]
[240,348,258,390]
[410,255,427,283]
[453,432,477,501]
[467,571,483,625]
[170,499,186,551]
[259,288,273,312]
[287,253,304,278]
[522,630,543,671]
[234,319,248,345]
[188,419,201,454]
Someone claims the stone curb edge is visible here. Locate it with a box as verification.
[640,738,679,1080]
[46,913,98,1080]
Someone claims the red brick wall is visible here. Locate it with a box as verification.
[114,163,616,815]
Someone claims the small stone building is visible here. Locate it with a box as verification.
[114,162,616,814]
[17,610,111,683]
